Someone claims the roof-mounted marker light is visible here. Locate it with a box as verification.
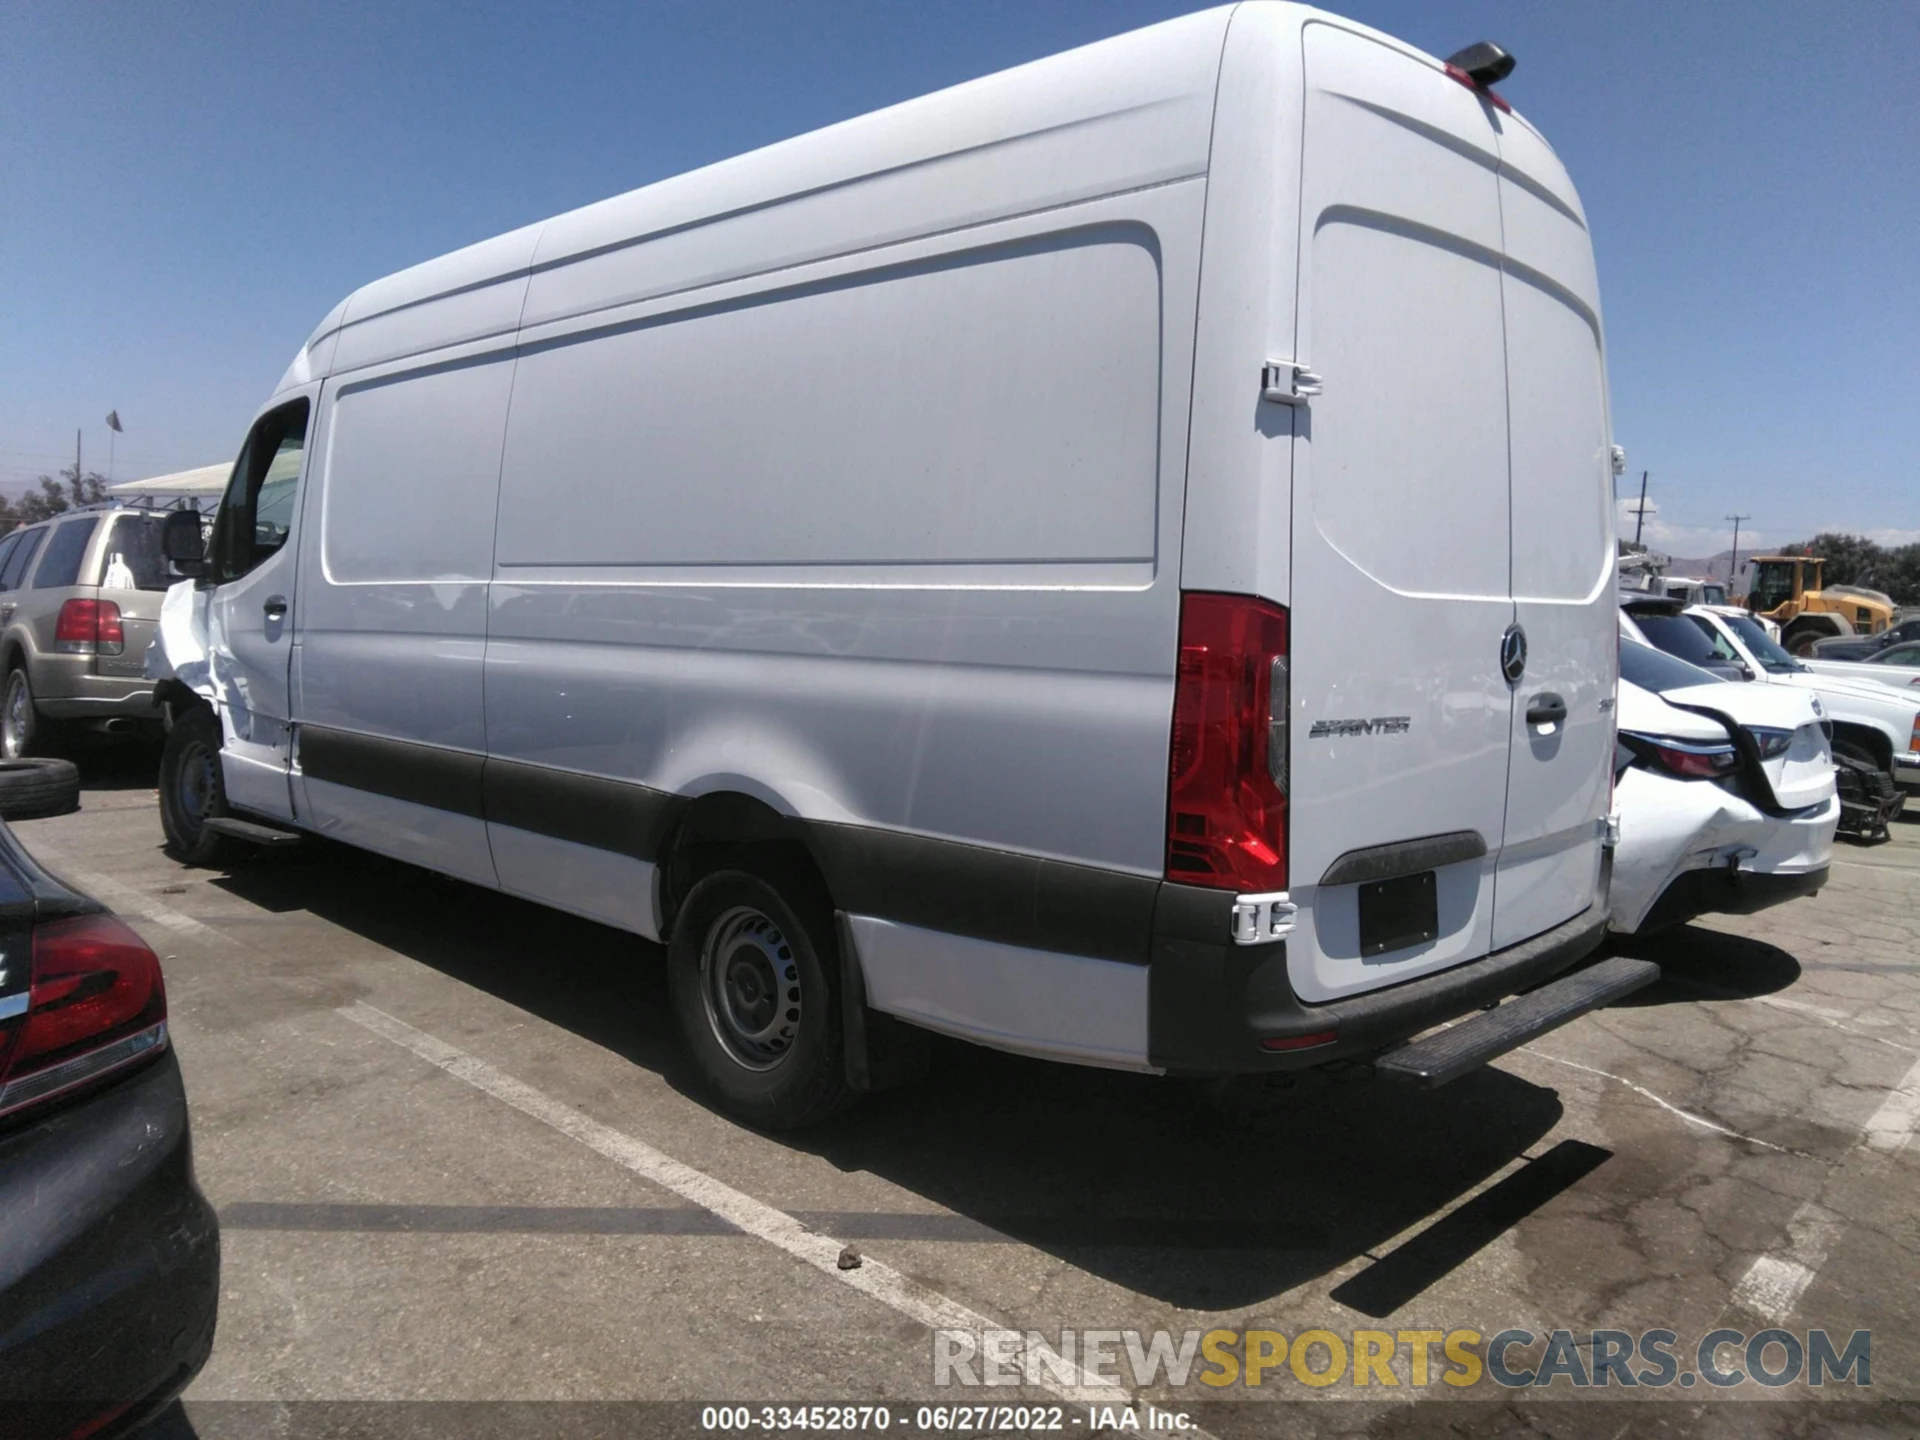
[1444,41,1516,113]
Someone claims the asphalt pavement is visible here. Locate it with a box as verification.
[14,743,1919,1439]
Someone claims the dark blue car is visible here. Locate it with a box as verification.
[0,820,218,1439]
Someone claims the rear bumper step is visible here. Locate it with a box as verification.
[1375,955,1659,1088]
[203,816,301,848]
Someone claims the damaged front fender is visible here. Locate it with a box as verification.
[144,579,216,704]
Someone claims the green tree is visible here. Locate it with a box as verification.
[0,464,108,530]
[1779,532,1920,607]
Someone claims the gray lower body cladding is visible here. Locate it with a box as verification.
[292,723,1613,1076]
[1147,863,1613,1075]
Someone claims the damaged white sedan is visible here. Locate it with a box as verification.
[1611,640,1838,935]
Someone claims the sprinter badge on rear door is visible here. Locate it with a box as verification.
[1308,716,1411,739]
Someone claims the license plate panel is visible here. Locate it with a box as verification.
[1357,870,1438,957]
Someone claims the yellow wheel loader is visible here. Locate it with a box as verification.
[1744,554,1895,654]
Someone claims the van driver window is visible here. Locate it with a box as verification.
[212,399,309,581]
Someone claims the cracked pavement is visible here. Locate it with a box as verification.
[12,746,1918,1438]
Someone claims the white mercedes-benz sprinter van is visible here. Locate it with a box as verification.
[151,3,1649,1126]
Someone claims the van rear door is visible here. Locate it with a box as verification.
[1285,23,1515,1002]
[1487,120,1615,948]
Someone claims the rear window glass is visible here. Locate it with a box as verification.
[1631,612,1732,670]
[0,529,46,591]
[99,513,178,592]
[31,516,99,589]
[1621,639,1724,694]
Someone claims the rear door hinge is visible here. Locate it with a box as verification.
[1261,359,1322,406]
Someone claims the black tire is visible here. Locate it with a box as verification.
[158,704,232,866]
[0,756,80,820]
[1,667,60,759]
[1783,615,1848,657]
[667,864,856,1130]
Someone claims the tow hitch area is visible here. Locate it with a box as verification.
[1376,956,1660,1087]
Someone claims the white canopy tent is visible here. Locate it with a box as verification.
[108,463,230,498]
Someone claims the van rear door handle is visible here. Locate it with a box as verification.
[263,596,288,620]
[1526,693,1567,728]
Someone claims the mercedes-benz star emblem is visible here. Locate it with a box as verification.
[1500,624,1528,684]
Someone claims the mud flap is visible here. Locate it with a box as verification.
[836,912,931,1093]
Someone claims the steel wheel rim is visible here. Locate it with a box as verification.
[2,675,29,759]
[174,738,218,829]
[701,904,801,1071]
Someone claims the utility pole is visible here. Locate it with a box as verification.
[1631,470,1651,547]
[74,429,82,492]
[1725,513,1750,589]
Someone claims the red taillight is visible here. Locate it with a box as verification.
[1645,740,1738,780]
[0,913,167,1121]
[53,599,124,656]
[1166,592,1289,892]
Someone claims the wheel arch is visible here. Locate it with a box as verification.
[1829,719,1894,774]
[656,788,837,944]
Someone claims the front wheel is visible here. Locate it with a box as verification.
[159,704,232,865]
[667,865,855,1130]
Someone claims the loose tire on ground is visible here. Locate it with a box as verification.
[159,704,233,866]
[667,864,856,1130]
[0,757,80,821]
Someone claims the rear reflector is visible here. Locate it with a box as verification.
[52,598,124,656]
[0,912,168,1120]
[1261,1030,1337,1053]
[1166,593,1289,892]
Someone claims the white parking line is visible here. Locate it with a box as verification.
[338,1001,1137,1407]
[1518,1047,1797,1154]
[1755,996,1920,1054]
[1731,1052,1920,1324]
[25,843,1147,1408]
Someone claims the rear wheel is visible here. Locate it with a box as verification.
[159,705,232,865]
[667,864,855,1129]
[1,667,58,759]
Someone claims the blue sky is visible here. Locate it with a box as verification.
[3,0,1915,557]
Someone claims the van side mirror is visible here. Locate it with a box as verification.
[162,509,206,577]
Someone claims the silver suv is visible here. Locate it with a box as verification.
[0,506,181,756]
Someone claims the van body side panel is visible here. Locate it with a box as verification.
[488,182,1203,870]
[847,917,1151,1070]
[1282,22,1513,1002]
[290,339,515,887]
[517,12,1225,333]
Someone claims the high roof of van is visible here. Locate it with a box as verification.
[275,1,1580,396]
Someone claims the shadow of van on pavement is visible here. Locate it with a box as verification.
[1602,924,1802,1005]
[212,843,1588,1312]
